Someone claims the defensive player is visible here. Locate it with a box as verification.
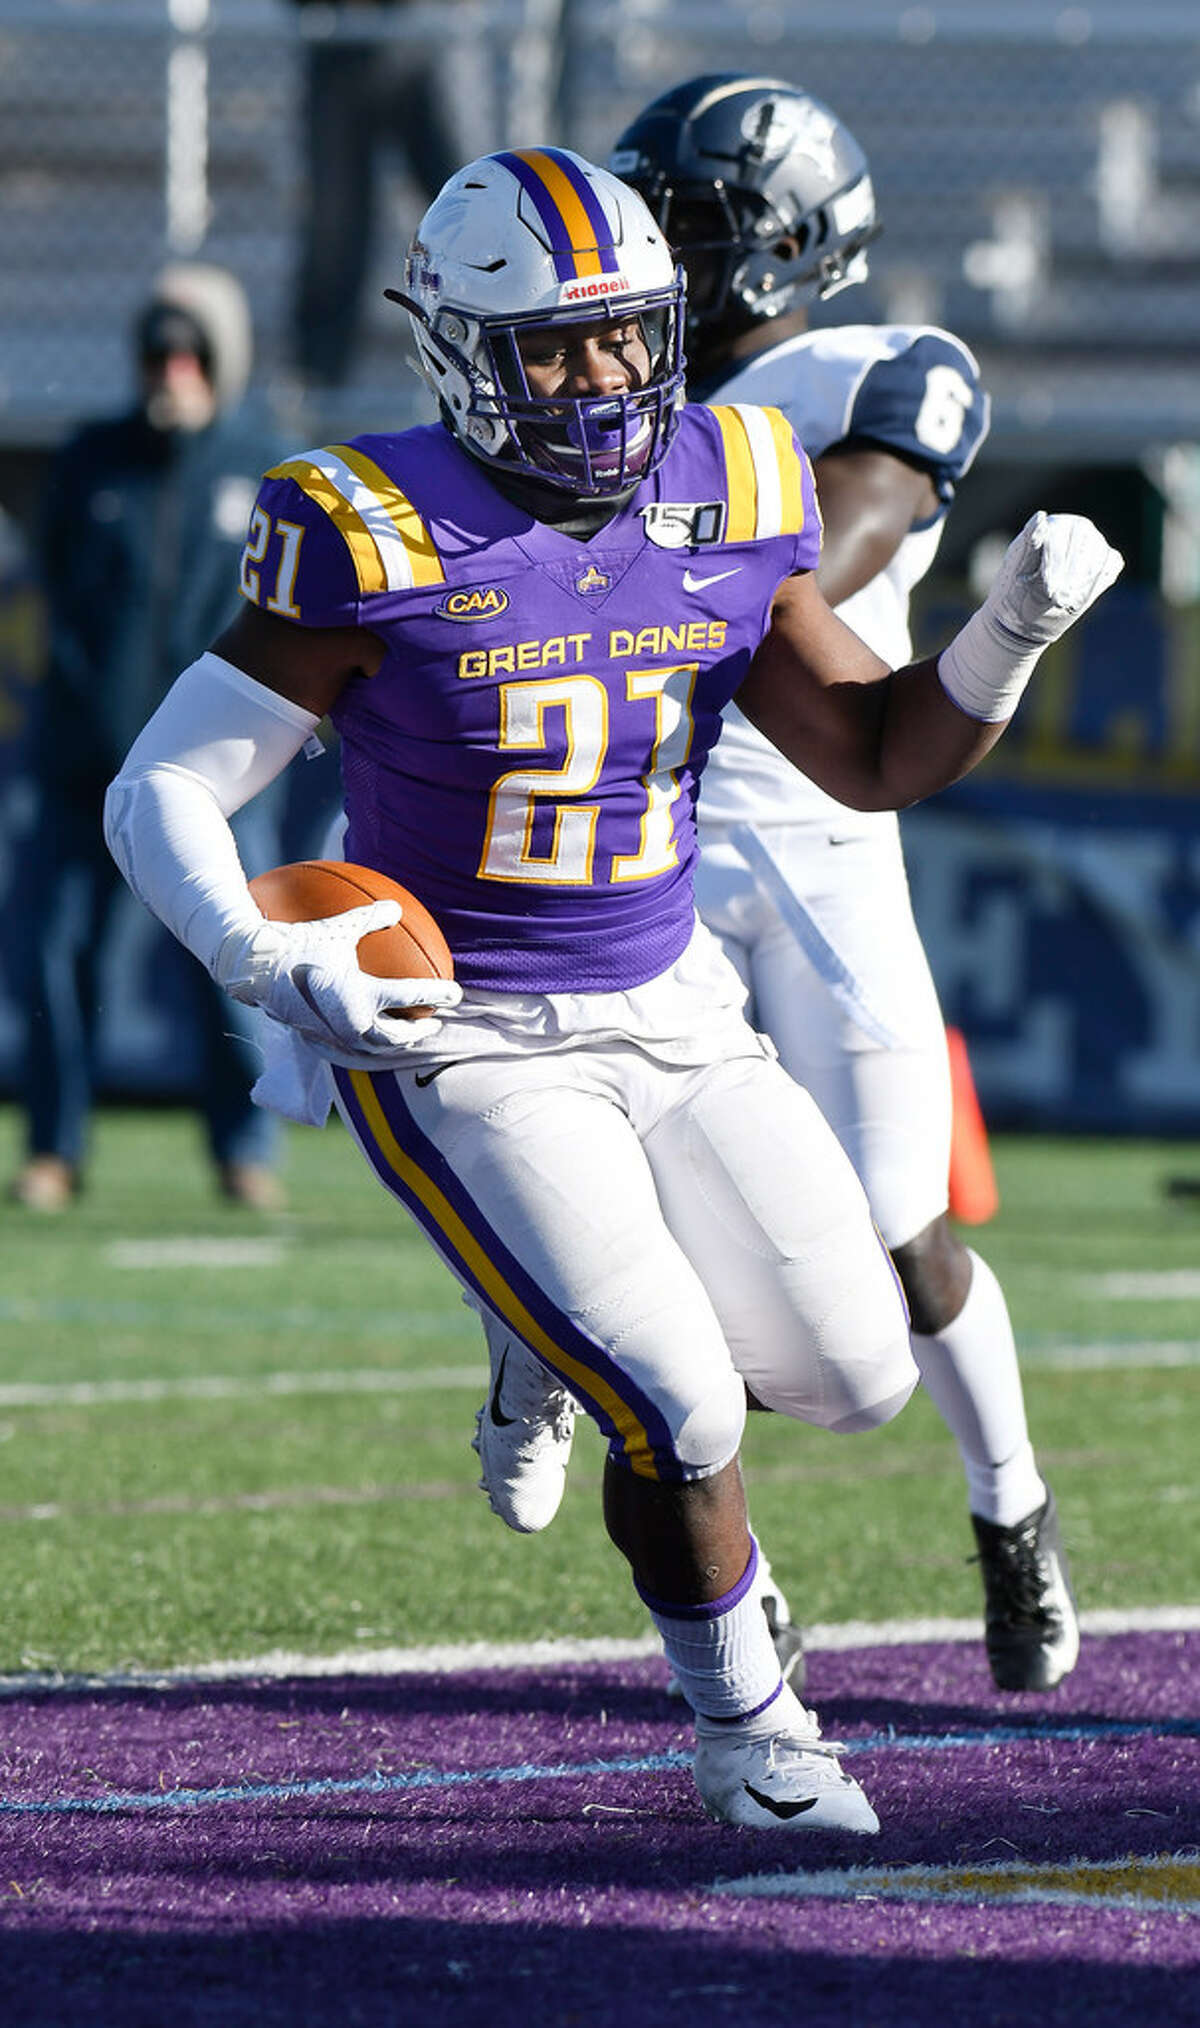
[104,148,1119,1832]
[627,74,1081,1692]
[478,81,1083,1697]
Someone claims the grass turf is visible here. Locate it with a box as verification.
[1,1104,1197,1673]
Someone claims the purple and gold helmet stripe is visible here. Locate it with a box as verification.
[332,1066,682,1482]
[494,148,622,282]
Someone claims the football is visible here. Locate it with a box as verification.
[247,859,454,1017]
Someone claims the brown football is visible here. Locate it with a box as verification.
[247,860,453,1018]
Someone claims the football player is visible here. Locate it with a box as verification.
[104,147,1119,1831]
[480,81,1086,1699]
[620,74,1081,1694]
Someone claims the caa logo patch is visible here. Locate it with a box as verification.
[435,585,510,622]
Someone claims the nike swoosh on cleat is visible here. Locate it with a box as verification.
[741,1782,819,1820]
[488,1348,516,1427]
[682,566,742,592]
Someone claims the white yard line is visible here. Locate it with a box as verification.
[1014,1340,1200,1368]
[106,1238,290,1269]
[3,1333,1198,1413]
[1079,1269,1200,1301]
[0,1296,471,1340]
[2,1606,1197,1698]
[0,1366,486,1408]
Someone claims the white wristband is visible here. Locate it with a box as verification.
[936,607,1041,724]
[937,511,1124,723]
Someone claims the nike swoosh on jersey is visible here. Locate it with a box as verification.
[414,1063,453,1087]
[682,566,742,592]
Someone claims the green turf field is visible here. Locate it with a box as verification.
[1,1103,1197,1674]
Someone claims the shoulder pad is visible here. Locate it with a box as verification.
[243,438,447,625]
[845,330,990,499]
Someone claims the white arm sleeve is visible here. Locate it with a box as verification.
[103,650,321,976]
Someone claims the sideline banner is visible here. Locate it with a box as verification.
[904,784,1200,1133]
[905,581,1200,1133]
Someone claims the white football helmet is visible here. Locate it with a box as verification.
[391,148,686,495]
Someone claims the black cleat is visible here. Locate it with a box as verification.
[971,1489,1080,1692]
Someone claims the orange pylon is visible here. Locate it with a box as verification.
[946,1025,1000,1224]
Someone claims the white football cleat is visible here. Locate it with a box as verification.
[694,1689,878,1835]
[471,1321,577,1534]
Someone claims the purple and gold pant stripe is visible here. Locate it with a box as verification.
[332,1066,682,1481]
[492,149,621,284]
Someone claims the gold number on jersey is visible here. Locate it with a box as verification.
[238,508,304,616]
[478,665,699,887]
[478,676,607,885]
[612,663,698,883]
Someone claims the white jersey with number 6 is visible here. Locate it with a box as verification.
[698,323,989,827]
[693,323,989,1247]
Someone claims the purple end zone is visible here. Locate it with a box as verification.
[0,1630,1196,2028]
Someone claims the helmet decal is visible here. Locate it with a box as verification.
[494,149,624,283]
[740,98,839,180]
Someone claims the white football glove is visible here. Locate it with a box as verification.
[939,512,1124,722]
[983,511,1124,646]
[214,900,462,1064]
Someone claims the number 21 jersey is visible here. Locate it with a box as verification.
[239,403,820,992]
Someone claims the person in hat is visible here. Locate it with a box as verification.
[11,265,290,1211]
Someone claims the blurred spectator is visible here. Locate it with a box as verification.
[9,264,287,1213]
[290,0,484,388]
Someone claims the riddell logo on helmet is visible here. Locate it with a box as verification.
[560,275,631,302]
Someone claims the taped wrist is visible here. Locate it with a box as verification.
[936,604,1043,724]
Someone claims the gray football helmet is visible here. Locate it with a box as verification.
[609,74,879,341]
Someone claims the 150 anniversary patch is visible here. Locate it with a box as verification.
[640,501,727,549]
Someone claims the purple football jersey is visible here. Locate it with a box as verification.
[240,404,820,991]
